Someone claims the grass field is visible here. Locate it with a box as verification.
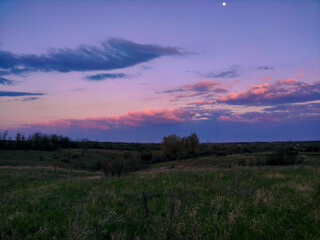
[1,149,320,239]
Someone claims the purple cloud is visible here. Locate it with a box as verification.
[0,91,44,97]
[188,66,240,79]
[0,38,188,75]
[257,65,275,71]
[206,66,240,78]
[217,79,320,106]
[86,73,130,81]
[159,81,227,102]
[0,77,15,86]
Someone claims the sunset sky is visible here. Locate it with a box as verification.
[0,0,319,142]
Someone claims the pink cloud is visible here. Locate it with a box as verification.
[106,108,190,126]
[20,102,320,132]
[28,108,193,130]
[217,79,320,105]
[278,78,297,84]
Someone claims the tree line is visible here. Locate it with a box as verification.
[0,130,318,156]
[0,131,75,150]
[0,131,160,151]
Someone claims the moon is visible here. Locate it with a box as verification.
[222,2,226,6]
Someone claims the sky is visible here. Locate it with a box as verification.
[0,0,319,142]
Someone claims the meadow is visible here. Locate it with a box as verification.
[0,142,320,239]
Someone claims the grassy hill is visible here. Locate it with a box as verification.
[0,146,320,239]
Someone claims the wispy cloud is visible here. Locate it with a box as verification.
[0,38,188,75]
[21,97,40,102]
[259,76,272,82]
[159,89,184,94]
[9,97,40,102]
[186,100,215,106]
[0,77,16,86]
[219,112,287,123]
[264,102,320,118]
[206,66,240,78]
[217,79,320,106]
[158,81,227,102]
[189,66,240,79]
[86,73,130,81]
[0,91,44,97]
[183,81,222,92]
[141,65,152,70]
[216,101,320,123]
[257,65,275,71]
[218,103,320,123]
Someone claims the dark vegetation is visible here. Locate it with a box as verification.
[1,131,320,239]
[0,131,159,151]
[1,131,319,174]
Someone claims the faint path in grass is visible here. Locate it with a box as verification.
[0,165,58,170]
[0,165,104,179]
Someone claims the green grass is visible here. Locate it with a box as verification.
[150,152,320,170]
[150,153,264,169]
[1,164,319,239]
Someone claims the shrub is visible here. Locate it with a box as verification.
[266,146,299,165]
[102,153,148,177]
[150,151,166,163]
[107,159,126,177]
[140,152,153,162]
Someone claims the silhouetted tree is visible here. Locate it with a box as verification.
[15,132,24,149]
[187,132,200,156]
[161,134,186,160]
[0,131,8,149]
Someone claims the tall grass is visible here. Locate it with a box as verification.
[1,166,319,239]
